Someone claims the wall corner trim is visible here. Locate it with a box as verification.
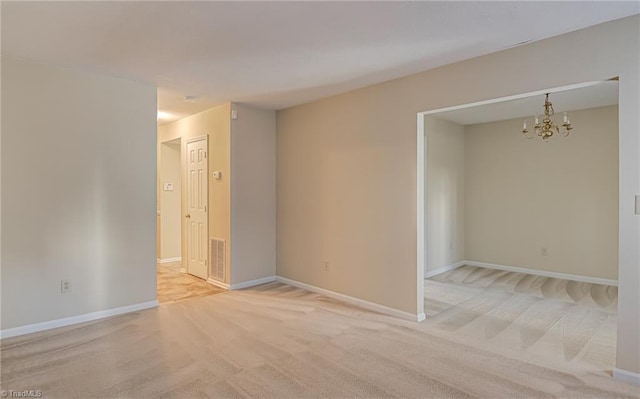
[464,260,618,286]
[0,300,159,340]
[275,276,423,322]
[424,261,466,279]
[229,276,276,290]
[613,368,640,385]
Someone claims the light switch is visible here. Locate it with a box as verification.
[635,195,640,215]
[163,183,174,191]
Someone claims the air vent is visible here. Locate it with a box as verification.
[209,238,225,282]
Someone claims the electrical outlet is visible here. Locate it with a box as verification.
[540,247,548,256]
[61,280,71,294]
[323,261,329,272]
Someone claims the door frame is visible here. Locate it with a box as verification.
[184,135,209,279]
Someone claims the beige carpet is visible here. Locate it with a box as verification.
[425,265,619,373]
[1,279,637,398]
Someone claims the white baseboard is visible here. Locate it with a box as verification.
[207,278,230,290]
[158,257,182,264]
[275,276,423,322]
[464,260,618,287]
[0,300,159,340]
[614,368,640,385]
[424,261,465,279]
[230,276,276,290]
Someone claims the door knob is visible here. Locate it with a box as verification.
[185,214,191,218]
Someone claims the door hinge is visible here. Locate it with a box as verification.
[204,259,207,266]
[204,205,207,212]
[204,152,207,158]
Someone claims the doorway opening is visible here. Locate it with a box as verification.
[157,136,223,304]
[417,80,620,374]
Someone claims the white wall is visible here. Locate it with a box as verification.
[159,141,182,260]
[465,106,618,280]
[276,16,639,374]
[425,117,465,274]
[230,103,276,284]
[1,57,157,329]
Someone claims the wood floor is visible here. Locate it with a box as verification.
[1,271,637,398]
[157,261,225,304]
[425,265,618,373]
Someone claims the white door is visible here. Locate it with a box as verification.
[186,138,208,279]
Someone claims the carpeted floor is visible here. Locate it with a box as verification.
[157,261,225,304]
[1,275,637,398]
[425,265,618,373]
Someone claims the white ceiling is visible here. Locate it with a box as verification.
[433,80,619,126]
[1,2,637,124]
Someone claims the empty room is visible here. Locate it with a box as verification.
[422,81,621,374]
[1,2,639,398]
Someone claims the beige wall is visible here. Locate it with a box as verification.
[158,104,232,283]
[230,103,277,284]
[276,16,639,374]
[465,106,618,280]
[159,142,182,260]
[425,117,465,273]
[1,56,157,329]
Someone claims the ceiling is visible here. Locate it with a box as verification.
[433,80,619,126]
[1,2,637,124]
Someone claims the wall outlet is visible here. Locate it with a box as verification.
[540,247,548,256]
[61,280,72,294]
[323,261,329,272]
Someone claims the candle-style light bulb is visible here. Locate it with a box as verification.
[535,113,539,125]
[563,112,568,123]
[523,120,527,130]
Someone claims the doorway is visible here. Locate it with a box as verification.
[158,138,182,264]
[417,80,620,373]
[157,135,223,304]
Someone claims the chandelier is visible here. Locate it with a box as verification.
[521,93,572,141]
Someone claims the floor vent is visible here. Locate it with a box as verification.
[209,238,225,282]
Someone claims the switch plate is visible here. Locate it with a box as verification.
[635,195,640,215]
[163,183,174,191]
[61,280,71,294]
